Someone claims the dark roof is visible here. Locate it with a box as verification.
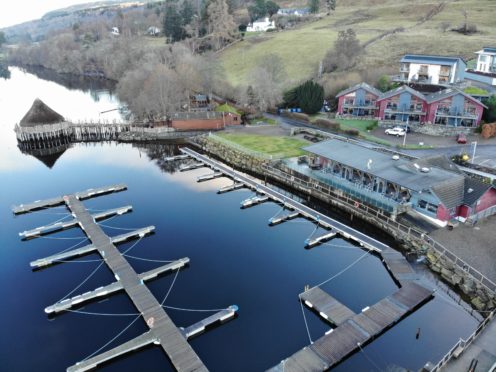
[335,82,382,98]
[400,54,465,66]
[431,178,465,209]
[378,85,427,101]
[463,178,492,206]
[303,139,465,192]
[415,155,463,175]
[20,99,65,127]
[480,47,496,54]
[425,88,488,108]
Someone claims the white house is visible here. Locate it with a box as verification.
[474,47,496,74]
[111,27,120,36]
[246,17,276,32]
[277,8,310,16]
[147,26,161,36]
[397,54,466,85]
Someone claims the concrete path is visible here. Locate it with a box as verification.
[444,318,496,372]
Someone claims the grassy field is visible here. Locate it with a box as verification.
[218,133,308,157]
[221,0,496,87]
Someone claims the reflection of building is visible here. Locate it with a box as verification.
[246,17,276,32]
[396,54,466,85]
[297,139,496,225]
[336,82,381,118]
[336,83,487,128]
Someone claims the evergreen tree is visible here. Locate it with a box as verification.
[180,1,195,39]
[325,0,336,15]
[297,81,324,114]
[266,1,280,17]
[308,0,319,14]
[248,0,267,22]
[163,3,183,42]
[483,95,496,123]
[284,80,324,114]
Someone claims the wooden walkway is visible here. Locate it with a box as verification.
[180,148,435,371]
[300,287,355,326]
[14,184,238,372]
[270,282,433,371]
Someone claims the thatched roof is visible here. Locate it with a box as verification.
[20,99,65,127]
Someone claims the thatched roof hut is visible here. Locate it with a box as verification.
[20,99,65,127]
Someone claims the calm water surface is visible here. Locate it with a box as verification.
[0,67,479,371]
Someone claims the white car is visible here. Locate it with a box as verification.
[385,127,406,136]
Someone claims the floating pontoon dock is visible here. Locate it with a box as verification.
[14,184,238,372]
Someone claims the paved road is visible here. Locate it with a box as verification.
[267,114,496,169]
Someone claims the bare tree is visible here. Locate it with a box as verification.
[323,28,363,72]
[206,0,238,50]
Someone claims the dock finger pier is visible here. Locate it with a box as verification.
[13,184,238,372]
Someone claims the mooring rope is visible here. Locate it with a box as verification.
[160,267,181,306]
[298,294,313,344]
[82,314,142,361]
[313,251,370,289]
[269,205,286,221]
[357,342,383,372]
[121,237,143,255]
[58,261,106,302]
[66,309,140,317]
[98,223,142,231]
[123,254,175,263]
[51,237,89,255]
[306,223,320,241]
[162,305,230,313]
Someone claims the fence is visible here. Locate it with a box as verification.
[429,310,495,371]
[264,161,496,370]
[266,162,496,294]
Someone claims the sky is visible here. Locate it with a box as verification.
[0,0,102,29]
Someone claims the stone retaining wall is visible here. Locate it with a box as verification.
[193,136,496,314]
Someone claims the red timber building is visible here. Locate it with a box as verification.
[336,84,486,128]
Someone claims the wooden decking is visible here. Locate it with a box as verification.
[271,282,433,371]
[300,287,355,326]
[14,184,238,371]
[180,148,435,371]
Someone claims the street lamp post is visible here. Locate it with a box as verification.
[471,141,477,164]
[403,116,409,147]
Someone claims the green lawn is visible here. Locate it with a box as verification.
[335,119,377,132]
[220,0,496,87]
[217,133,308,158]
[215,103,241,115]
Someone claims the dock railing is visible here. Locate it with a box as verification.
[429,309,495,371]
[265,162,496,294]
[264,161,496,370]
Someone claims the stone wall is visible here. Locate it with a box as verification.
[193,135,496,314]
[379,121,475,136]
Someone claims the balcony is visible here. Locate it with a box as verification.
[439,68,451,77]
[435,108,478,119]
[342,100,377,109]
[385,105,425,115]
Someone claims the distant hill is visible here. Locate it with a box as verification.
[1,1,161,43]
[221,0,496,91]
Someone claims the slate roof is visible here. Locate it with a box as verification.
[378,85,427,101]
[335,82,382,98]
[476,47,496,55]
[20,99,65,127]
[303,139,465,194]
[431,178,465,209]
[414,155,463,175]
[400,54,465,66]
[425,88,488,108]
[463,178,493,206]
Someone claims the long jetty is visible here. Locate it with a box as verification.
[14,184,238,372]
[179,147,434,371]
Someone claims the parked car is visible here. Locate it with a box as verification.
[385,127,406,136]
[456,133,467,144]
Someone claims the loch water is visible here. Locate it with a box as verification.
[0,67,479,371]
